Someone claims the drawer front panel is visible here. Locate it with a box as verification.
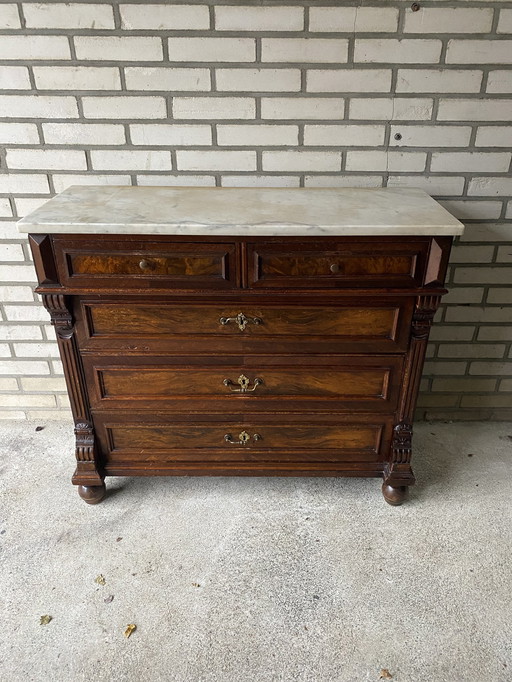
[78,299,412,353]
[85,355,403,413]
[92,415,393,472]
[53,238,237,289]
[248,240,429,289]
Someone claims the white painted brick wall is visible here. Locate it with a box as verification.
[262,151,341,172]
[90,150,171,171]
[438,99,512,121]
[176,150,256,171]
[0,95,79,118]
[23,3,115,29]
[217,125,297,146]
[34,67,122,91]
[216,68,301,92]
[173,97,254,119]
[261,38,348,63]
[0,66,31,89]
[0,1,510,420]
[215,6,304,32]
[120,4,210,30]
[75,37,163,61]
[354,39,442,64]
[43,123,126,145]
[304,125,385,147]
[0,36,70,60]
[349,97,433,120]
[168,37,255,62]
[475,126,512,147]
[261,97,344,120]
[307,69,392,93]
[6,149,87,171]
[396,69,482,94]
[0,4,20,29]
[130,124,212,146]
[447,40,512,64]
[125,67,210,91]
[486,70,512,93]
[309,7,398,33]
[498,9,512,33]
[82,96,166,119]
[0,123,39,144]
[404,8,493,33]
[390,125,472,148]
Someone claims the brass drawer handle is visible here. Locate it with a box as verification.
[224,431,262,446]
[139,259,153,271]
[219,312,262,332]
[223,374,263,393]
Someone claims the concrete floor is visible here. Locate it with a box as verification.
[1,420,511,682]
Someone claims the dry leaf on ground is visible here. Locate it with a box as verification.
[40,615,52,625]
[124,624,136,638]
[104,595,114,603]
[379,670,393,680]
[95,575,106,585]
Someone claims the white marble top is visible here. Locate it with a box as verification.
[17,185,464,236]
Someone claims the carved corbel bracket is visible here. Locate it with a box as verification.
[384,421,416,488]
[391,422,413,464]
[74,421,95,462]
[41,293,74,339]
[412,294,442,340]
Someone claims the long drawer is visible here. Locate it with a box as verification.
[92,412,394,475]
[76,297,413,354]
[84,354,404,413]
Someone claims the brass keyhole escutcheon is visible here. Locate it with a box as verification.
[223,374,263,393]
[224,431,262,446]
[219,313,263,332]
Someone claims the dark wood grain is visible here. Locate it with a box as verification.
[83,354,403,414]
[29,232,453,504]
[248,239,429,289]
[52,237,237,290]
[77,299,412,354]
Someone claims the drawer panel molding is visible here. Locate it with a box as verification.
[248,239,430,289]
[53,238,238,290]
[84,356,404,413]
[78,299,413,354]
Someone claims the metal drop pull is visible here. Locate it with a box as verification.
[223,374,263,393]
[219,312,262,332]
[330,263,340,274]
[224,431,262,446]
[139,259,152,270]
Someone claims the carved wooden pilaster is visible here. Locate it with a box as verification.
[42,294,103,487]
[384,294,442,488]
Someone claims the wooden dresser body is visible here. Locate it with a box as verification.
[20,186,463,505]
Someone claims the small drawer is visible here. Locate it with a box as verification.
[77,297,413,354]
[93,413,394,475]
[84,354,404,413]
[248,239,430,289]
[53,237,237,290]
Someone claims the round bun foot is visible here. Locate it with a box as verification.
[78,482,106,505]
[382,482,408,506]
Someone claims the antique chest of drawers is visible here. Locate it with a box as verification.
[18,186,463,505]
